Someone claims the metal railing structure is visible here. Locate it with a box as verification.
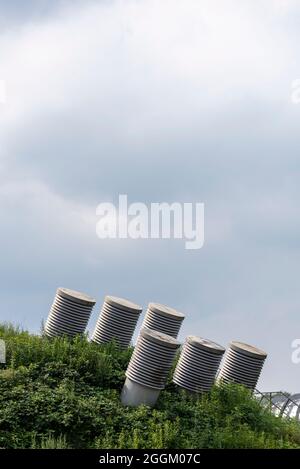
[255,389,300,421]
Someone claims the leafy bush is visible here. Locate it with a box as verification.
[0,323,299,449]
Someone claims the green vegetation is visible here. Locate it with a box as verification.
[0,323,299,449]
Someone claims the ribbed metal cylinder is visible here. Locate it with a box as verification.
[141,303,185,338]
[91,296,142,348]
[44,287,96,338]
[218,341,267,391]
[173,336,225,393]
[125,328,181,390]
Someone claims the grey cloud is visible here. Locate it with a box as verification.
[0,0,98,29]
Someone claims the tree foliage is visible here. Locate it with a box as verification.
[0,323,299,449]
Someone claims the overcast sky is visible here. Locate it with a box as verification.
[0,0,300,392]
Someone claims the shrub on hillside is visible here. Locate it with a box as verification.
[0,323,299,449]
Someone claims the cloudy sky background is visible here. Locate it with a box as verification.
[0,0,300,391]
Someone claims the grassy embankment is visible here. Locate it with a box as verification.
[0,323,299,449]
